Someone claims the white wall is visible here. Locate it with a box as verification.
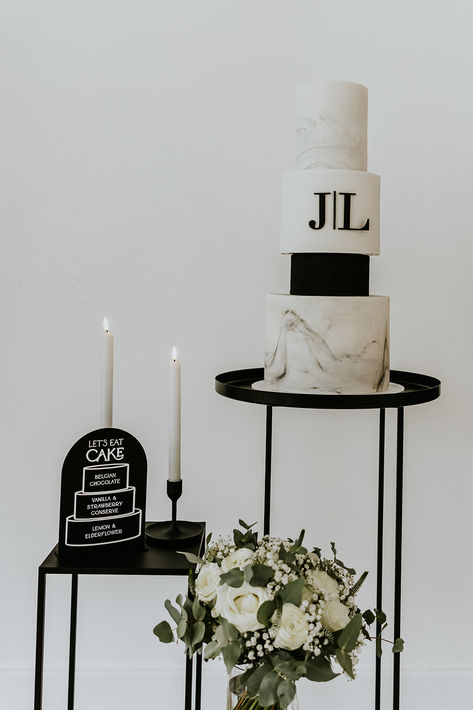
[1,0,472,708]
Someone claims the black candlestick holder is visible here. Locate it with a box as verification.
[145,480,205,548]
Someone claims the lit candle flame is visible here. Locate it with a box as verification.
[172,346,178,362]
[103,316,110,333]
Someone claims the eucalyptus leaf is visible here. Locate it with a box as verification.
[229,673,247,696]
[374,608,387,625]
[221,642,241,673]
[191,621,205,646]
[153,620,174,644]
[204,639,220,660]
[177,619,187,639]
[393,637,404,653]
[257,599,277,627]
[248,564,274,587]
[246,663,270,695]
[376,633,382,658]
[244,565,253,583]
[177,551,204,565]
[276,660,306,680]
[279,578,304,606]
[215,625,227,647]
[337,613,362,653]
[335,648,354,679]
[277,679,296,709]
[192,597,205,621]
[164,599,182,625]
[269,650,292,666]
[220,568,244,588]
[220,617,239,642]
[305,655,339,682]
[363,609,376,625]
[233,529,244,547]
[258,670,280,707]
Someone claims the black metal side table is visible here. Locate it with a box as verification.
[34,522,206,710]
[215,368,441,710]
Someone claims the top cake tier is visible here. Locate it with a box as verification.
[296,81,368,171]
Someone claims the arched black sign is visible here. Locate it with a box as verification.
[58,428,147,560]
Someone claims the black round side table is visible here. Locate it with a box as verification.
[215,368,441,710]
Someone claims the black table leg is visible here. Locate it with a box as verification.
[67,573,78,710]
[185,654,193,710]
[393,407,404,710]
[195,651,202,710]
[264,406,273,536]
[375,409,386,710]
[34,569,46,710]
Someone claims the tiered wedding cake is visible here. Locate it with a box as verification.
[263,81,389,394]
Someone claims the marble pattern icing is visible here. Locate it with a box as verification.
[264,294,389,394]
[295,81,367,171]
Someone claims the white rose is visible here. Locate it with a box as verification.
[221,548,254,573]
[274,603,309,651]
[215,581,270,634]
[195,563,220,603]
[307,570,339,601]
[322,599,351,632]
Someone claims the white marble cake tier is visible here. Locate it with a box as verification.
[296,81,368,171]
[281,168,380,255]
[264,294,389,394]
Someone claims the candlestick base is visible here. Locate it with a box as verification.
[145,520,205,548]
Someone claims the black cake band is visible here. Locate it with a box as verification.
[290,253,370,296]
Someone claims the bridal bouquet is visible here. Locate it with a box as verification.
[154,521,402,710]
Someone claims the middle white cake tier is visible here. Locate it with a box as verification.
[281,169,380,255]
[265,294,389,394]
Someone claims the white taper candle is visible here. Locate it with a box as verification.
[169,346,181,481]
[101,317,114,428]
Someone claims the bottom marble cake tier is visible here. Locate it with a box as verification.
[264,294,389,394]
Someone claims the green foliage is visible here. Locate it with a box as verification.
[192,597,205,621]
[330,542,356,575]
[220,568,244,587]
[393,638,404,653]
[246,663,270,695]
[350,570,368,596]
[279,578,305,606]
[164,599,181,625]
[204,639,220,660]
[191,621,206,646]
[153,621,173,643]
[221,640,242,673]
[256,599,277,626]
[335,648,354,679]
[336,613,362,653]
[245,563,274,587]
[363,609,376,625]
[276,660,306,680]
[305,655,339,682]
[258,670,280,707]
[277,679,296,708]
[374,608,387,625]
[233,520,257,550]
[177,551,204,565]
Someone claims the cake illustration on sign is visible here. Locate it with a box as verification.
[260,81,390,395]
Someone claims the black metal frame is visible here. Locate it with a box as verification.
[34,524,205,710]
[215,368,440,710]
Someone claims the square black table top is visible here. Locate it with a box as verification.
[39,522,206,575]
